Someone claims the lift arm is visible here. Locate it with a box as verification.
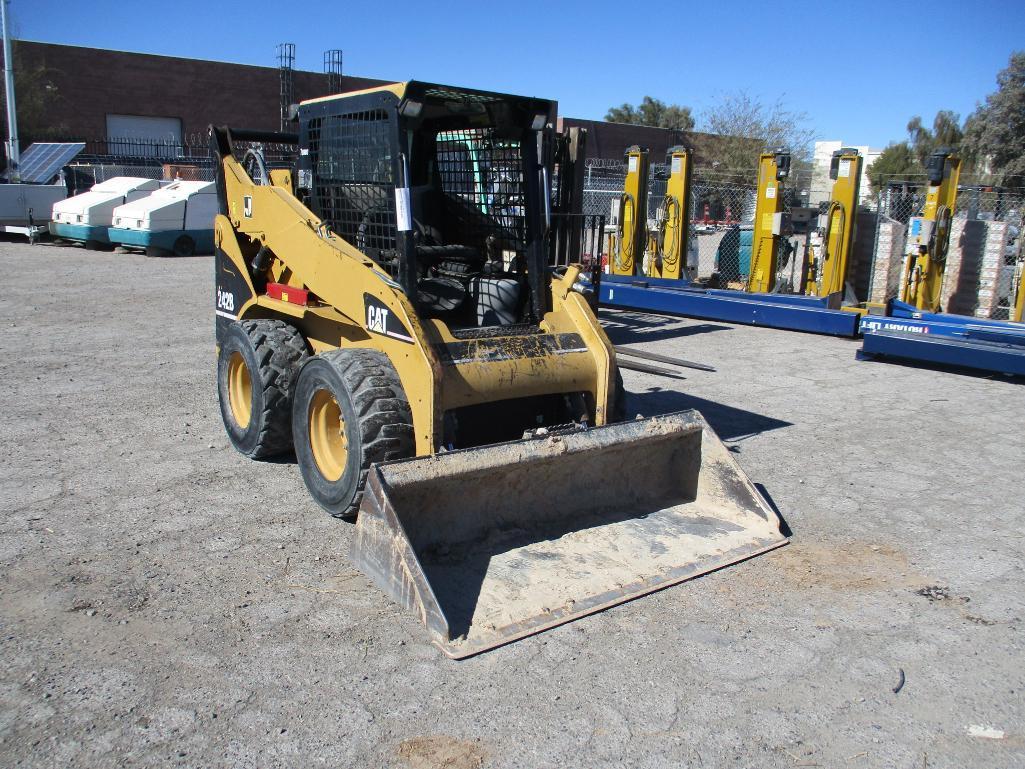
[899,150,961,312]
[747,150,791,293]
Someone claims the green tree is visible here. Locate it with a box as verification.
[605,96,695,132]
[906,110,963,164]
[962,51,1025,187]
[867,142,919,191]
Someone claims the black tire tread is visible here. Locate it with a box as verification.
[317,348,414,519]
[239,319,308,458]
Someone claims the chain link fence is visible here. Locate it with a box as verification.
[583,159,761,285]
[59,135,303,194]
[57,136,217,194]
[865,183,1024,320]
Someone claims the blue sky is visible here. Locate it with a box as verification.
[14,0,1025,148]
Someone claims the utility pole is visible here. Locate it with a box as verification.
[1,0,18,182]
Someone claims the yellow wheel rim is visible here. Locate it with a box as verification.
[227,352,252,428]
[309,389,347,482]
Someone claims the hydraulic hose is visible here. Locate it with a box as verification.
[819,200,846,294]
[615,192,636,272]
[655,194,681,270]
[927,204,953,309]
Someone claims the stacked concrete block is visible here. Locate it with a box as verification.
[941,219,1010,318]
[974,221,1010,318]
[866,213,1014,317]
[940,217,974,315]
[867,218,907,303]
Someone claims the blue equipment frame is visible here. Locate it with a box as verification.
[599,275,861,337]
[858,300,1025,377]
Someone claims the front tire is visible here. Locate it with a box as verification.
[217,320,308,458]
[292,349,414,519]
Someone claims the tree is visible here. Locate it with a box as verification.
[1,43,69,145]
[867,110,965,192]
[699,91,814,178]
[906,110,963,164]
[605,96,695,132]
[962,51,1025,187]
[867,142,919,191]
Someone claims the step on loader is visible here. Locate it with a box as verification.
[211,81,787,657]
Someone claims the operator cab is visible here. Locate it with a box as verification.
[296,82,556,329]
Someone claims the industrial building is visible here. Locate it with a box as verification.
[3,39,723,164]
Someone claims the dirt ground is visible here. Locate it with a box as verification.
[1,240,1023,769]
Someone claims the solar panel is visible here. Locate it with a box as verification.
[11,142,86,184]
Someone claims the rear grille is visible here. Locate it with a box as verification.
[449,324,540,340]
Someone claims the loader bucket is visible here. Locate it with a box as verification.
[351,410,787,658]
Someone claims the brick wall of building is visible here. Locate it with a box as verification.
[7,41,735,169]
[557,117,728,166]
[4,40,389,142]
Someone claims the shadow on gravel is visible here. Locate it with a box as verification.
[627,388,792,442]
[755,482,792,537]
[600,309,732,345]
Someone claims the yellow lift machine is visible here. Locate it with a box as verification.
[609,145,693,281]
[746,150,791,293]
[611,146,649,276]
[806,148,863,300]
[900,150,961,312]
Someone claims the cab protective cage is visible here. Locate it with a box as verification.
[211,82,558,324]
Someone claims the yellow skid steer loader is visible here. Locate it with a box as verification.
[211,81,786,657]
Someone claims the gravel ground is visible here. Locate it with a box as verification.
[1,240,1023,769]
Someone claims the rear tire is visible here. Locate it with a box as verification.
[217,320,309,458]
[292,349,414,519]
[173,235,196,256]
